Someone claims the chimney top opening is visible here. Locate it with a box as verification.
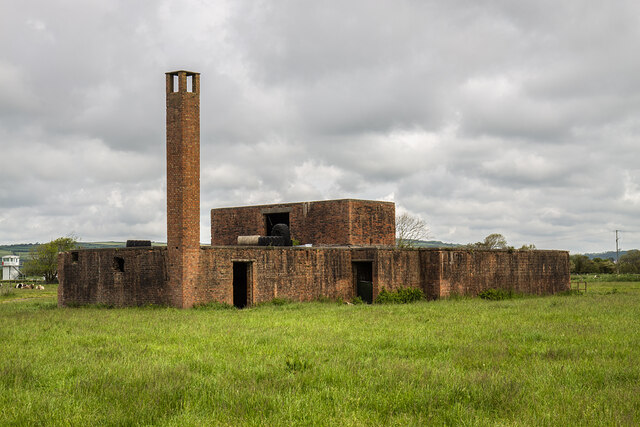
[172,74,179,92]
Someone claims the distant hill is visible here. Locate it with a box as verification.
[5,240,457,257]
[0,241,166,259]
[582,251,630,260]
[0,244,35,259]
[77,242,127,250]
[7,241,628,257]
[402,240,464,249]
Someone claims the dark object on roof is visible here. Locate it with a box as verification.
[258,236,286,246]
[270,223,292,246]
[126,240,152,248]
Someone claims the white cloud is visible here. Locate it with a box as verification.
[0,0,639,253]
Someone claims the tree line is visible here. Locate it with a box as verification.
[22,236,77,283]
[570,250,640,274]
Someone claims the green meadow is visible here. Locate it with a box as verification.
[1,280,639,426]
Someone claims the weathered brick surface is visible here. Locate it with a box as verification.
[58,248,169,306]
[166,70,200,308]
[58,247,570,307]
[211,199,395,246]
[437,249,570,297]
[365,248,442,300]
[194,247,354,305]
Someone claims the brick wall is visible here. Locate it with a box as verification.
[58,248,168,307]
[437,249,570,297]
[211,199,395,246]
[365,248,441,299]
[348,200,396,246]
[58,247,570,307]
[195,247,354,305]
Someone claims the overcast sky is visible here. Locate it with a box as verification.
[1,1,639,253]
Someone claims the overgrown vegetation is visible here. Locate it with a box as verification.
[0,283,57,302]
[351,296,365,305]
[192,301,236,310]
[1,279,639,425]
[375,287,424,304]
[478,288,516,300]
[0,286,16,299]
[257,297,292,307]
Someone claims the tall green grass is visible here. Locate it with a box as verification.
[1,281,639,425]
[573,273,640,282]
[0,283,57,302]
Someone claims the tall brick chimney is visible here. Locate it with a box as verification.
[166,70,200,308]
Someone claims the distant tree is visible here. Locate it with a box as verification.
[22,236,78,283]
[469,233,510,250]
[519,244,536,251]
[396,213,429,248]
[570,254,594,274]
[592,257,615,274]
[619,250,640,274]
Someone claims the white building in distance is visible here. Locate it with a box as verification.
[2,255,21,280]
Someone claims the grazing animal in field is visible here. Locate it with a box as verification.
[36,285,45,290]
[15,283,23,289]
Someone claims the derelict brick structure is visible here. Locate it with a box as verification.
[211,199,396,246]
[57,69,571,308]
[58,247,569,306]
[57,248,169,306]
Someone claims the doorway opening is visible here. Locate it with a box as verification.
[264,212,290,236]
[353,261,373,304]
[233,262,250,308]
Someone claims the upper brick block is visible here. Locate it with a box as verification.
[211,199,396,246]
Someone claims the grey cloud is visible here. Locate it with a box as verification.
[1,0,640,253]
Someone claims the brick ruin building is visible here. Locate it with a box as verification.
[57,70,570,308]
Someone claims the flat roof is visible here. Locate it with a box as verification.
[211,198,395,211]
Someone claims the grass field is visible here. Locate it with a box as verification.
[1,280,639,426]
[0,283,57,302]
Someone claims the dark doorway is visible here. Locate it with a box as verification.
[353,262,373,304]
[233,262,249,308]
[264,212,289,236]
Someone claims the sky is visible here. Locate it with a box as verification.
[1,0,639,253]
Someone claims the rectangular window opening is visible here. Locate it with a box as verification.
[186,75,193,92]
[264,212,290,236]
[71,252,79,263]
[172,74,179,92]
[113,257,125,272]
